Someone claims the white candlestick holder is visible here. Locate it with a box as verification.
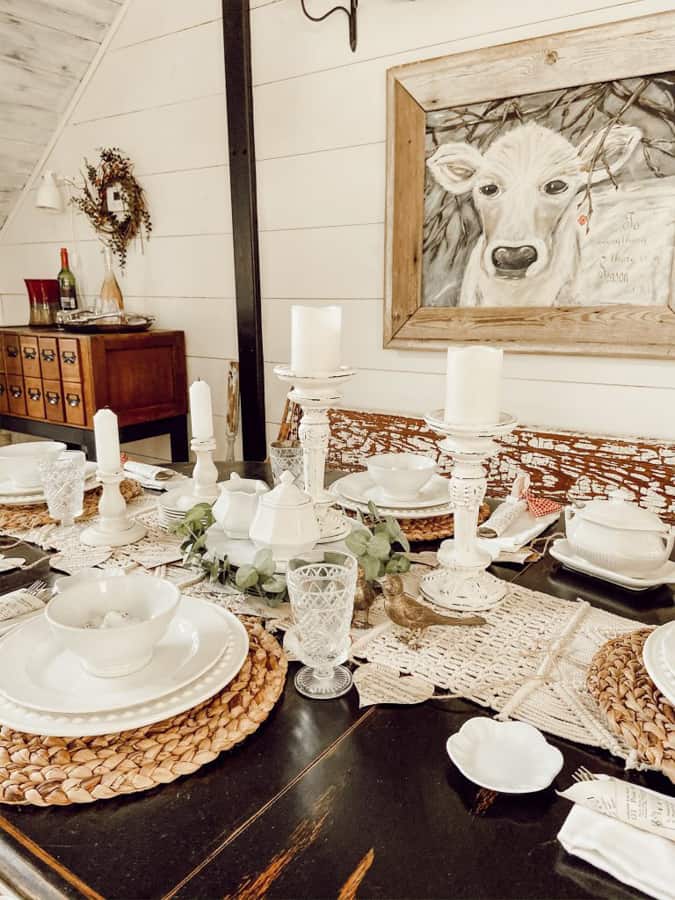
[191,437,219,502]
[420,410,518,612]
[80,470,147,548]
[274,365,355,541]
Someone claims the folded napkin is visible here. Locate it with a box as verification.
[124,461,174,483]
[559,804,675,899]
[0,588,46,636]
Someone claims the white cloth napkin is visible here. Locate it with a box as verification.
[558,804,675,899]
[123,461,188,491]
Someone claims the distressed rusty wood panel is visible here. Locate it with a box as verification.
[310,408,675,524]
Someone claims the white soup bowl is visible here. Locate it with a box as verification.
[0,441,67,489]
[46,574,180,678]
[366,453,438,501]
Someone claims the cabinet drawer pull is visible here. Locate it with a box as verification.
[9,386,22,399]
[0,384,5,396]
[46,391,60,406]
[66,393,81,407]
[6,346,18,359]
[27,387,41,401]
[23,347,37,360]
[61,351,77,365]
[41,349,56,363]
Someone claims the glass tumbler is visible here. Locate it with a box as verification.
[269,440,304,487]
[38,450,86,530]
[287,551,357,700]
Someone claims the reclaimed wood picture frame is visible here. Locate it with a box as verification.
[384,11,675,358]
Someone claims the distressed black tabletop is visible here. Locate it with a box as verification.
[0,463,673,900]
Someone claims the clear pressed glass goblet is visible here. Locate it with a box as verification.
[287,551,357,700]
[38,450,86,531]
[269,440,303,486]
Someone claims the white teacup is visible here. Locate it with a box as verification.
[366,453,438,501]
[0,441,67,489]
[212,472,269,539]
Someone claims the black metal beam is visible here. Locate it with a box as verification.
[222,0,267,460]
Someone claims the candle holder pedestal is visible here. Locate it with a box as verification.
[420,411,517,612]
[274,365,355,541]
[191,437,219,502]
[81,470,147,548]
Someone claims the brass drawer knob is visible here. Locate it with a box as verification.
[23,347,37,360]
[6,346,18,358]
[46,391,60,406]
[0,385,5,396]
[27,388,41,401]
[41,349,56,363]
[66,393,81,407]
[9,386,22,398]
[61,351,77,365]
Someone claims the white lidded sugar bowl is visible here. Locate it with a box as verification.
[249,471,320,562]
[212,472,269,539]
[564,491,674,577]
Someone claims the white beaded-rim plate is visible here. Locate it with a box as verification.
[643,623,675,707]
[0,473,98,506]
[0,596,232,714]
[336,471,451,510]
[329,478,454,520]
[446,718,563,793]
[0,606,249,737]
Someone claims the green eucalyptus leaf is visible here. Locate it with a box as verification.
[261,575,287,593]
[345,530,369,557]
[323,551,347,566]
[385,554,411,574]
[384,516,410,552]
[360,555,381,582]
[235,564,259,590]
[373,522,390,536]
[253,548,275,578]
[368,533,391,560]
[367,500,381,521]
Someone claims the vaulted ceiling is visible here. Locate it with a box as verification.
[0,0,122,231]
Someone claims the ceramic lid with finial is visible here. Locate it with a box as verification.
[259,471,312,510]
[576,490,667,534]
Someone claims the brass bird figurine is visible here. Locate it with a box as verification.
[352,566,377,628]
[382,574,485,647]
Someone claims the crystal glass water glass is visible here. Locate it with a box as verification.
[269,440,304,487]
[287,551,357,700]
[38,450,86,529]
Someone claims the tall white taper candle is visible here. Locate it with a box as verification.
[444,346,503,426]
[190,380,214,442]
[93,408,121,473]
[290,305,342,376]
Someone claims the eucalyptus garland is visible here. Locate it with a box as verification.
[70,147,151,270]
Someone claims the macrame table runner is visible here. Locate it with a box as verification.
[0,622,286,807]
[350,583,652,769]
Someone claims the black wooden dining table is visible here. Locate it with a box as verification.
[0,462,673,900]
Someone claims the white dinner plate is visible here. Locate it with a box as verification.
[550,539,675,591]
[0,461,97,498]
[643,623,675,706]
[336,471,451,510]
[330,481,454,520]
[0,605,249,737]
[0,596,233,714]
[446,717,563,793]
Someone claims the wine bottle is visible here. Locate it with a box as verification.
[57,247,77,311]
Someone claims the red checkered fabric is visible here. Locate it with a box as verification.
[522,489,561,518]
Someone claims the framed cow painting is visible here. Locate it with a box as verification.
[384,10,675,357]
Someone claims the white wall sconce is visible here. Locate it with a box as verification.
[36,171,64,212]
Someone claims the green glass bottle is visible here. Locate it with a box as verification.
[57,247,78,311]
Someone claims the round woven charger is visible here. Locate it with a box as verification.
[0,478,143,534]
[587,629,675,784]
[0,621,287,807]
[356,502,491,543]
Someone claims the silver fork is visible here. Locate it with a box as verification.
[25,579,47,596]
[572,766,597,783]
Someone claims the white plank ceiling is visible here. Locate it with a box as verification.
[0,0,122,230]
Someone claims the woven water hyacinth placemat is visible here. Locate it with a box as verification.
[587,629,675,784]
[0,478,143,533]
[0,621,287,807]
[357,502,490,543]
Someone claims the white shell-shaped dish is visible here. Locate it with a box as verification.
[446,717,563,793]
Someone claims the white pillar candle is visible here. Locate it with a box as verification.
[444,346,503,426]
[190,380,214,441]
[94,408,121,473]
[290,305,342,376]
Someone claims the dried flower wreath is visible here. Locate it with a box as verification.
[70,147,152,270]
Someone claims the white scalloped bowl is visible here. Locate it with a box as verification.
[446,717,563,793]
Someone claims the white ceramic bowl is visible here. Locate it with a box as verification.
[46,574,181,678]
[366,453,438,501]
[0,441,67,488]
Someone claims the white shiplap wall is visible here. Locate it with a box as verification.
[0,0,237,461]
[251,0,675,445]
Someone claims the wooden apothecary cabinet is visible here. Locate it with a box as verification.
[0,328,189,461]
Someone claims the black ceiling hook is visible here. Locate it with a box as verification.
[300,0,358,52]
